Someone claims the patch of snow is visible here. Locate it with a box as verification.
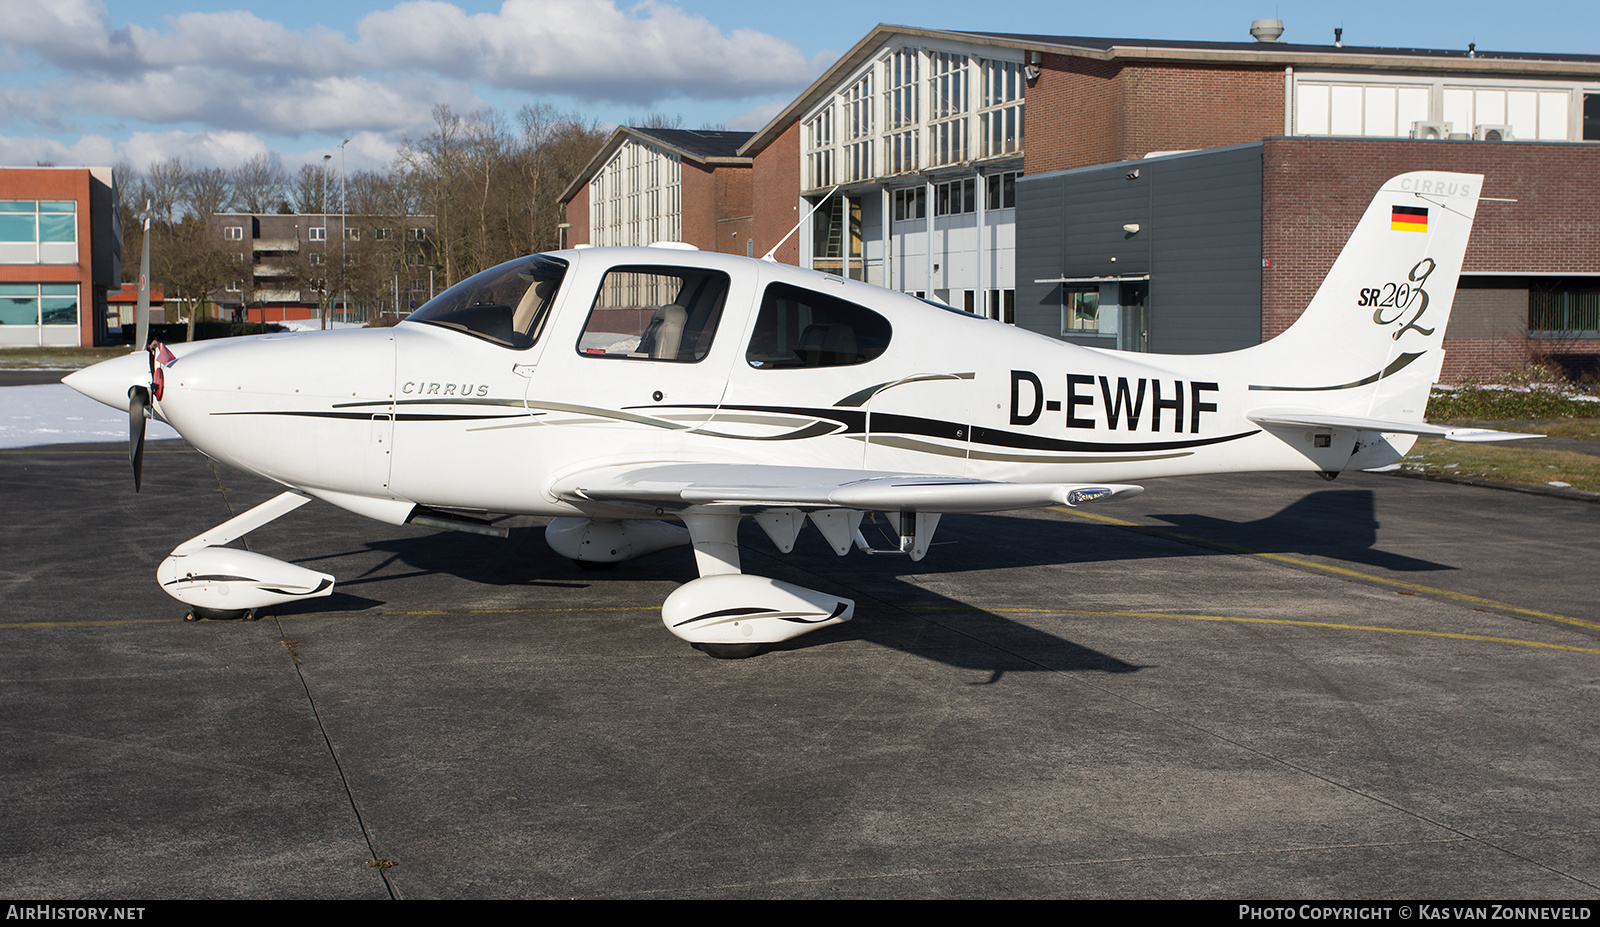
[0,384,181,449]
[274,319,368,333]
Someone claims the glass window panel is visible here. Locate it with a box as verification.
[38,214,75,243]
[1061,290,1101,334]
[1442,88,1473,131]
[39,201,74,213]
[0,201,30,212]
[1296,84,1330,135]
[746,282,892,369]
[0,214,35,243]
[1364,86,1397,136]
[1330,85,1363,135]
[1474,89,1506,125]
[41,296,78,325]
[579,266,729,362]
[1540,91,1569,140]
[1397,87,1430,131]
[0,296,37,325]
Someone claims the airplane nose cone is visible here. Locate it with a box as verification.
[63,351,149,412]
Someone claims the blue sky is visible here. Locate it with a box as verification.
[1,0,1594,173]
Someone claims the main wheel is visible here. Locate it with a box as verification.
[695,642,763,659]
[187,606,251,621]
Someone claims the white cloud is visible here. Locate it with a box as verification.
[0,0,824,169]
[0,133,120,168]
[357,0,818,101]
[724,98,789,132]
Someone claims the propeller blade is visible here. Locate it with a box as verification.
[129,385,149,492]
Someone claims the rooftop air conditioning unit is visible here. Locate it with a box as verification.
[1475,124,1514,141]
[1410,120,1451,140]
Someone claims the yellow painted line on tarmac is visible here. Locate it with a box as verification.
[6,604,1595,655]
[979,606,1600,655]
[1051,507,1600,632]
[0,604,656,631]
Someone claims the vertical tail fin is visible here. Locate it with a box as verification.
[1245,171,1482,421]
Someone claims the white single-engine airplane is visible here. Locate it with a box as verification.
[67,170,1528,657]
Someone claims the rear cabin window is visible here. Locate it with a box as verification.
[577,266,729,362]
[746,282,892,368]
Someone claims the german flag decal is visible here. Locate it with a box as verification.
[1391,205,1429,232]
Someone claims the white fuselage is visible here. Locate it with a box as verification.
[152,248,1391,521]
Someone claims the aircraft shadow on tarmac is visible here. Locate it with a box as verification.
[1144,489,1452,573]
[274,521,1146,677]
[267,485,1460,675]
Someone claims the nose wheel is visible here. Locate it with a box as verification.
[694,642,764,660]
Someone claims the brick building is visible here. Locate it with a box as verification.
[0,166,120,347]
[723,24,1600,378]
[560,127,755,256]
[1017,138,1600,380]
[208,212,437,324]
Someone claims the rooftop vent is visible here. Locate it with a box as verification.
[1249,19,1284,43]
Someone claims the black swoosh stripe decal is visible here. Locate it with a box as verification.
[695,404,1258,455]
[1249,352,1425,392]
[215,411,525,422]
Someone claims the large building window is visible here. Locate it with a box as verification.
[934,179,975,216]
[884,49,921,174]
[892,187,926,222]
[805,108,835,189]
[1295,75,1582,141]
[843,72,874,182]
[928,52,969,166]
[0,282,79,345]
[590,140,681,246]
[986,172,1018,209]
[0,200,76,264]
[1062,289,1103,334]
[980,60,1023,157]
[1530,279,1600,335]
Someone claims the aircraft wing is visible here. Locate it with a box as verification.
[1246,409,1542,443]
[548,462,1143,513]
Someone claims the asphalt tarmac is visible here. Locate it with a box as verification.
[3,440,1598,899]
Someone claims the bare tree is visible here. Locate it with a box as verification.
[517,106,607,254]
[184,167,233,219]
[146,157,187,225]
[231,154,287,214]
[291,161,337,214]
[398,105,464,286]
[153,215,234,341]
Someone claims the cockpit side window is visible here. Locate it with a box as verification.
[405,254,566,349]
[577,266,729,363]
[746,282,892,369]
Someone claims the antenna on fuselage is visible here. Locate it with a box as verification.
[761,185,840,262]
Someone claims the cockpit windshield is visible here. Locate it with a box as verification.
[405,254,568,349]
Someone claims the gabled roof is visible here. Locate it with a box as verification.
[559,126,754,207]
[737,23,1600,157]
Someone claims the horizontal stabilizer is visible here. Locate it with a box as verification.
[550,463,1143,513]
[1247,409,1542,443]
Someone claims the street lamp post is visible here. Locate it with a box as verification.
[340,138,350,324]
[321,153,331,330]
